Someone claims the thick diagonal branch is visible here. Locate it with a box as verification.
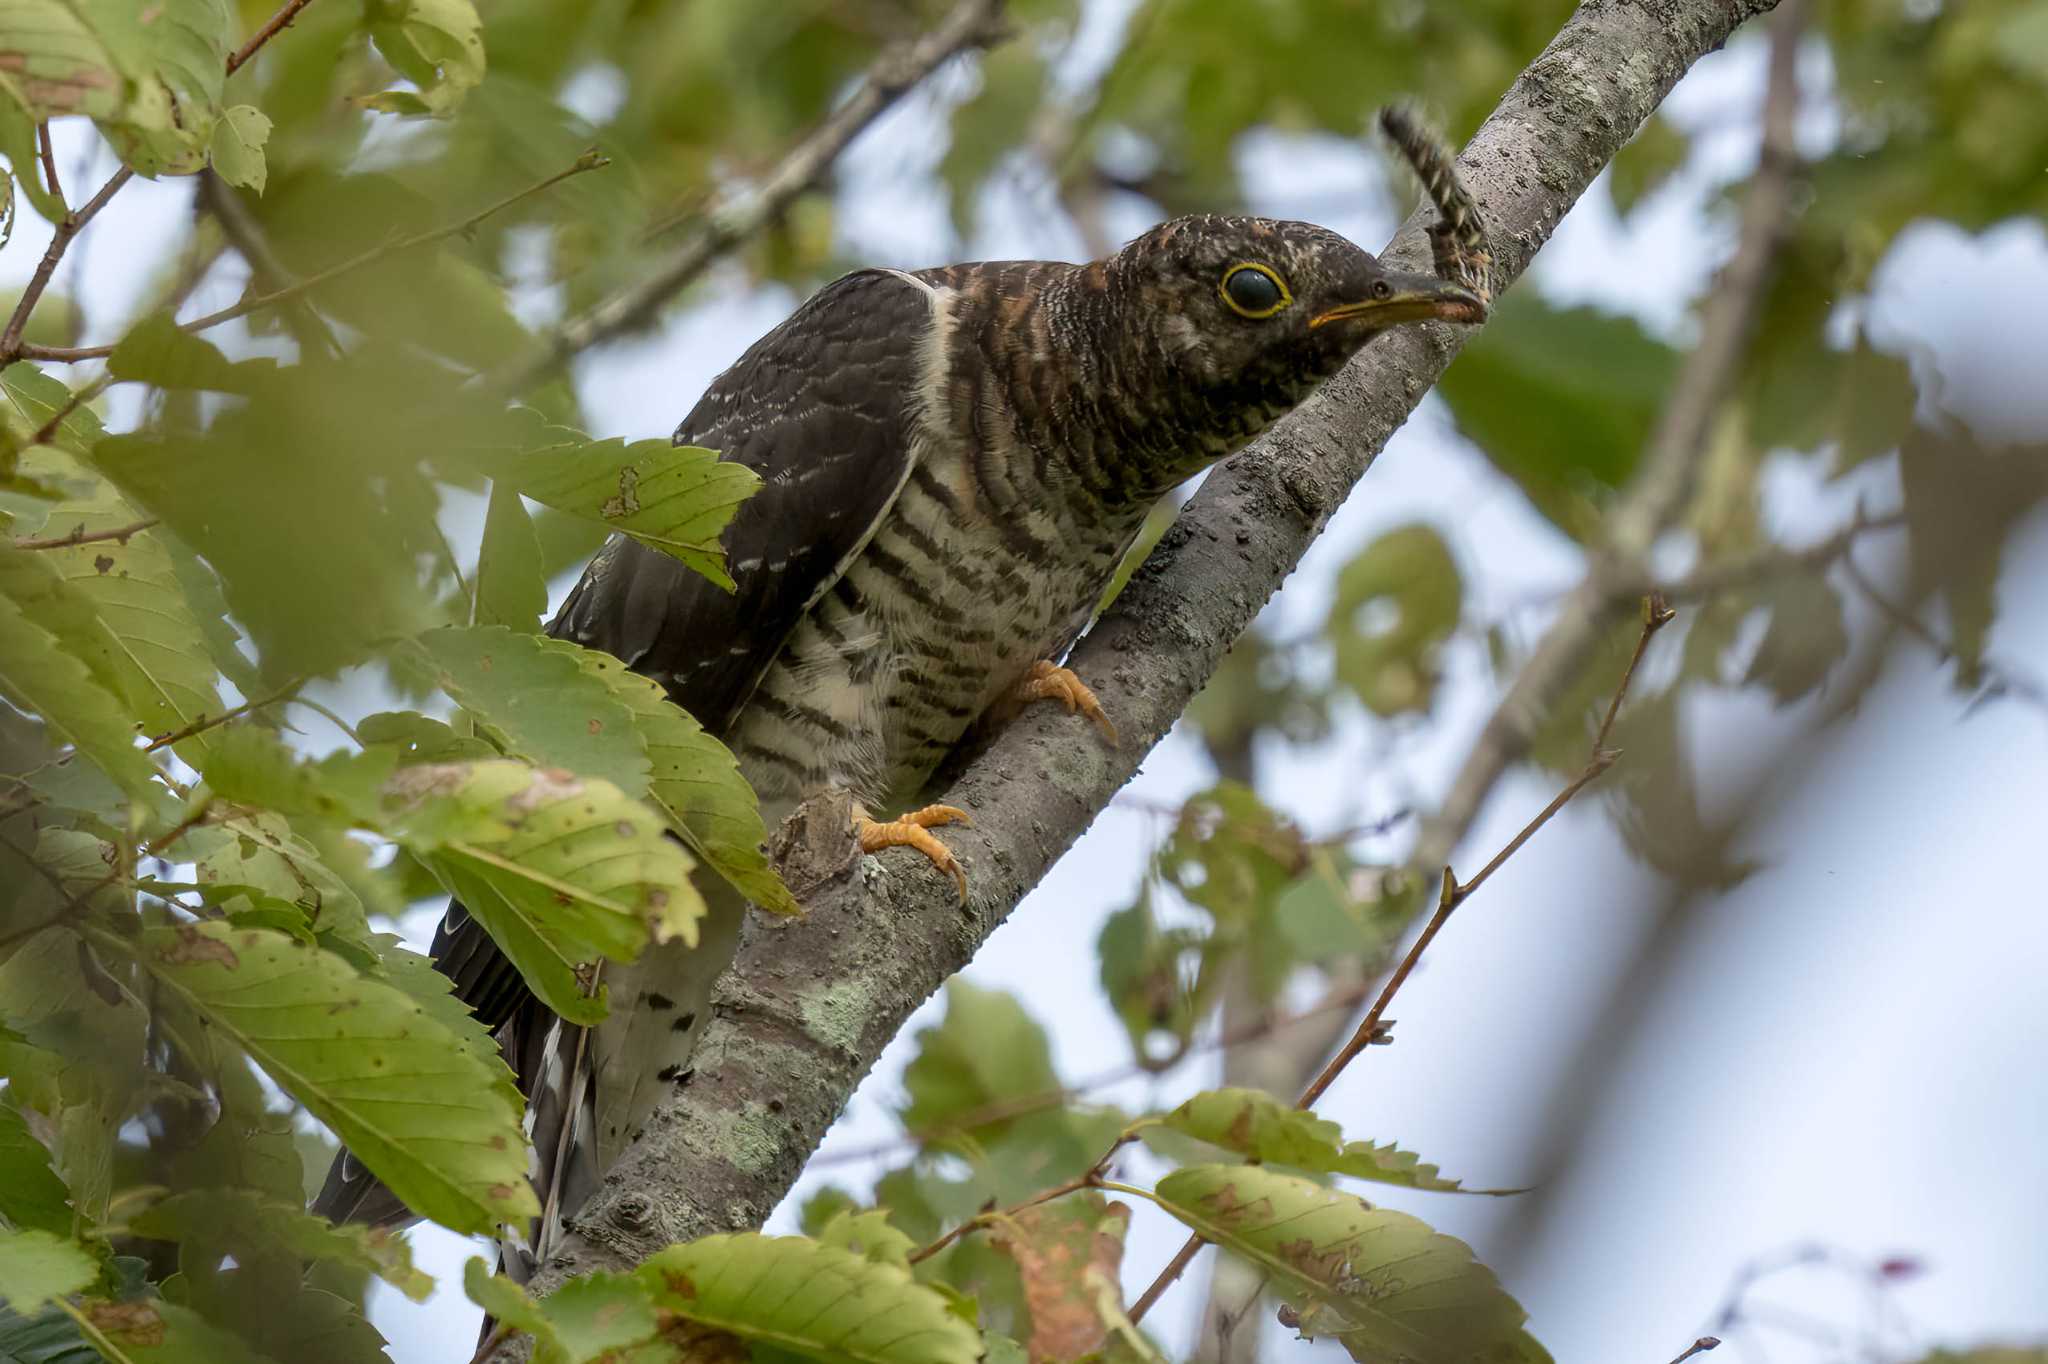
[505,0,1786,1326]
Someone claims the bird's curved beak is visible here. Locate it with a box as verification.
[1309,270,1488,330]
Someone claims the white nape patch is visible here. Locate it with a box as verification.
[880,267,940,300]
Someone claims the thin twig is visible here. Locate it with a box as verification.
[19,153,613,364]
[24,372,113,450]
[227,0,318,75]
[10,517,159,552]
[1667,1338,1721,1364]
[142,676,303,752]
[493,0,1012,394]
[36,123,64,211]
[906,1173,1094,1265]
[1127,596,1676,1324]
[0,0,321,366]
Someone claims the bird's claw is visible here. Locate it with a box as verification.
[855,804,972,903]
[1015,660,1118,746]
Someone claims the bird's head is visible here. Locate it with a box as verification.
[1107,214,1486,398]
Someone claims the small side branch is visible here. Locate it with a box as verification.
[494,0,1013,393]
[11,517,159,551]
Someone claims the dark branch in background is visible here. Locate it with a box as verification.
[484,4,1789,1349]
[35,124,62,208]
[0,0,321,368]
[1243,0,1817,1196]
[492,0,1012,395]
[1126,596,1677,1323]
[19,153,610,364]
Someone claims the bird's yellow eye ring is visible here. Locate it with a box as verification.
[1220,263,1291,319]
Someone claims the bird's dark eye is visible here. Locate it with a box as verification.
[1372,280,1392,299]
[1220,264,1290,318]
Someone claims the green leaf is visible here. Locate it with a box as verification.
[0,101,66,224]
[361,0,486,116]
[131,1189,430,1301]
[208,103,270,191]
[1607,113,1688,215]
[815,1208,915,1270]
[120,920,536,1236]
[499,436,758,590]
[901,981,1061,1137]
[179,810,376,956]
[0,576,159,801]
[357,710,499,764]
[533,638,795,914]
[0,3,125,123]
[366,933,521,1109]
[1326,524,1463,718]
[472,484,546,633]
[461,1259,559,1351]
[77,0,235,176]
[376,759,703,1025]
[1438,293,1678,540]
[411,625,649,799]
[638,1233,982,1364]
[0,1229,96,1312]
[1153,1165,1542,1364]
[0,1104,72,1236]
[107,314,276,395]
[85,1297,290,1364]
[1743,573,1849,705]
[199,728,394,828]
[1151,1088,1502,1195]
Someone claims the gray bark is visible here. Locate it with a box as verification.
[507,0,1786,1317]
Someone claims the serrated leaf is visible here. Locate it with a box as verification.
[0,1105,71,1235]
[411,625,649,799]
[208,103,269,191]
[638,1233,982,1364]
[0,1229,96,1312]
[989,1194,1131,1364]
[1327,524,1463,718]
[533,638,794,914]
[376,759,702,1025]
[179,810,375,954]
[499,436,758,590]
[473,484,546,633]
[357,710,497,764]
[107,314,276,394]
[816,1209,915,1270]
[131,1189,431,1300]
[362,0,486,116]
[0,581,159,800]
[1151,1088,1501,1195]
[120,920,535,1236]
[366,932,520,1110]
[1152,1165,1540,1364]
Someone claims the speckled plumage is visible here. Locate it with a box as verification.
[313,214,1483,1251]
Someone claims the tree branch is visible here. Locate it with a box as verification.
[504,0,1788,1330]
[490,0,1013,395]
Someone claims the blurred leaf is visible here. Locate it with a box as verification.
[1607,113,1687,216]
[1743,572,1849,704]
[498,435,758,591]
[0,1229,96,1312]
[1326,524,1462,717]
[0,2,126,124]
[361,0,486,117]
[208,104,271,192]
[902,981,1061,1140]
[107,314,276,394]
[816,1208,915,1270]
[121,920,536,1236]
[939,43,1048,237]
[988,1194,1130,1364]
[0,1103,71,1235]
[82,0,235,176]
[1153,1088,1501,1195]
[472,484,546,633]
[376,759,702,1026]
[1899,430,2048,689]
[1439,293,1678,539]
[1831,336,1918,473]
[130,1189,431,1300]
[410,624,648,797]
[0,568,160,801]
[638,1233,982,1364]
[1151,1165,1545,1364]
[356,710,497,765]
[533,638,795,914]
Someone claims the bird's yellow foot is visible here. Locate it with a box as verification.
[1012,660,1118,745]
[854,804,972,903]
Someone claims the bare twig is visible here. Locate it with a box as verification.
[493,0,1012,393]
[227,0,319,75]
[1667,1337,1721,1364]
[10,517,159,552]
[1127,597,1676,1324]
[35,124,63,211]
[142,676,303,752]
[20,153,612,364]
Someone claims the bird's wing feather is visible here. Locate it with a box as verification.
[311,269,936,1228]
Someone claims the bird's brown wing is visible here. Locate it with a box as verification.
[312,268,934,1227]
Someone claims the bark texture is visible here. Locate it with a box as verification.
[508,0,1786,1315]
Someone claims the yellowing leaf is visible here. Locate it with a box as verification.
[990,1194,1132,1364]
[0,1228,96,1312]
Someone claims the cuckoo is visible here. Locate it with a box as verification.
[314,213,1485,1256]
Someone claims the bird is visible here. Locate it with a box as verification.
[312,214,1485,1263]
